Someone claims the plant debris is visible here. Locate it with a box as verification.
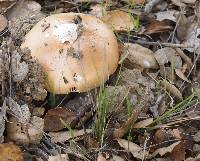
[1,0,200,160]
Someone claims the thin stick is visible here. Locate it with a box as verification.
[129,39,194,48]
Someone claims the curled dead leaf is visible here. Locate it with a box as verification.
[120,43,159,69]
[117,139,142,152]
[144,20,173,34]
[49,129,92,143]
[175,48,193,69]
[133,118,153,128]
[152,141,181,157]
[117,139,149,159]
[175,68,191,83]
[44,107,78,132]
[160,80,183,100]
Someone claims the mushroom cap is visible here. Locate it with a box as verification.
[21,13,119,94]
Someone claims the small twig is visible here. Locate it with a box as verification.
[119,32,193,48]
[129,39,194,48]
[8,47,12,97]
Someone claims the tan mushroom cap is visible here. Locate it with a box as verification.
[21,13,119,94]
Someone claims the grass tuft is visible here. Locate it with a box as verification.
[93,86,109,143]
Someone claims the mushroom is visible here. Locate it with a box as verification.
[21,13,119,94]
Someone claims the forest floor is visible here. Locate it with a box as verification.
[1,0,200,161]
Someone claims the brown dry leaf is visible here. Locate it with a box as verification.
[176,14,192,42]
[0,14,7,32]
[144,20,173,35]
[49,129,92,143]
[101,10,135,31]
[0,142,23,161]
[44,107,78,132]
[152,141,181,157]
[133,118,153,128]
[6,98,43,144]
[117,139,142,151]
[160,80,183,100]
[97,153,107,161]
[154,47,182,68]
[7,116,44,144]
[120,43,159,69]
[169,141,187,161]
[48,154,69,161]
[154,129,172,144]
[117,139,149,159]
[175,48,193,69]
[175,68,191,83]
[113,106,141,138]
[7,116,29,144]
